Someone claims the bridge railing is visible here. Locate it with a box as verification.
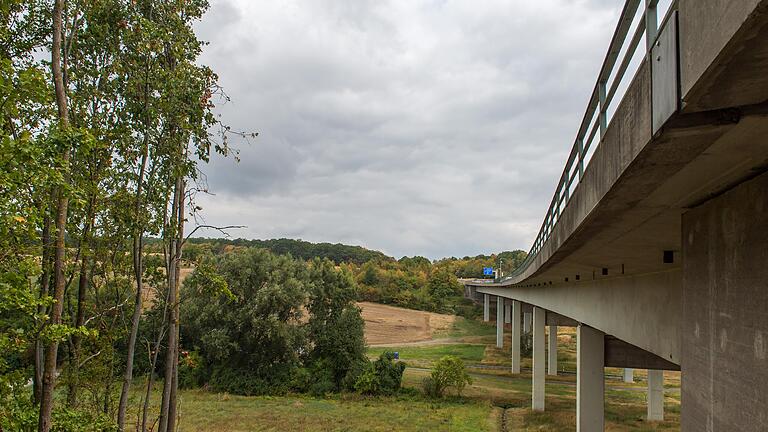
[501,0,677,282]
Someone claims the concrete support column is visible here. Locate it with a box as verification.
[523,311,532,333]
[504,302,511,324]
[483,294,489,322]
[496,296,504,348]
[511,300,521,374]
[577,324,604,432]
[623,368,634,383]
[548,325,558,376]
[532,307,546,411]
[647,369,664,421]
[682,170,768,431]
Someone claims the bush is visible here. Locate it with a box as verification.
[354,351,406,395]
[422,355,472,398]
[177,350,206,389]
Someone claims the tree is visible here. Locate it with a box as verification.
[305,259,367,389]
[38,0,73,429]
[181,248,307,395]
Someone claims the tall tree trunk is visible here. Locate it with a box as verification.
[67,200,94,408]
[117,139,150,430]
[34,211,52,405]
[166,183,185,431]
[158,175,183,432]
[39,0,70,430]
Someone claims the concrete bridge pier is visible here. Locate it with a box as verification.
[511,300,521,373]
[532,307,546,411]
[682,170,768,431]
[523,312,532,333]
[623,368,634,383]
[483,294,490,322]
[647,369,664,421]
[504,301,511,324]
[577,324,604,432]
[548,325,558,376]
[496,296,504,348]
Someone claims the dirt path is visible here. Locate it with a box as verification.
[358,302,456,345]
[369,336,487,348]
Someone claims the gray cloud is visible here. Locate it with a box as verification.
[191,0,624,259]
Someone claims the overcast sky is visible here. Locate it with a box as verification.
[191,0,625,260]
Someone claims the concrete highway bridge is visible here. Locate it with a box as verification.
[463,0,768,430]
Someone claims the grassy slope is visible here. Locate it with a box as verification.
[132,388,494,432]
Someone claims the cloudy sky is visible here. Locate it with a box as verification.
[192,0,626,260]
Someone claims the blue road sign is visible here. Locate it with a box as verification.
[483,267,493,276]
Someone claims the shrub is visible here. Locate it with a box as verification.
[421,376,444,398]
[354,351,406,395]
[177,350,206,389]
[423,355,473,398]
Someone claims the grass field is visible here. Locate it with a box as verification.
[131,303,680,431]
[131,387,495,432]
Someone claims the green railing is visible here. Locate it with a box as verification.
[499,0,677,283]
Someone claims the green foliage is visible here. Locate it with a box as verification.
[305,259,368,390]
[181,248,368,396]
[428,355,473,397]
[0,398,117,432]
[181,248,307,393]
[354,352,406,396]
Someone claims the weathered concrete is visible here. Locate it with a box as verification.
[548,325,558,376]
[679,0,768,112]
[681,169,768,431]
[483,294,490,322]
[532,307,546,411]
[647,369,664,421]
[577,324,604,432]
[496,296,504,348]
[511,300,521,374]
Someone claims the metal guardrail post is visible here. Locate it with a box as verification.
[598,81,607,138]
[645,0,658,51]
[577,139,584,180]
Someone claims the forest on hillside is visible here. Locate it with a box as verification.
[182,238,527,315]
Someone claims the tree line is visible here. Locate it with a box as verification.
[184,239,527,316]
